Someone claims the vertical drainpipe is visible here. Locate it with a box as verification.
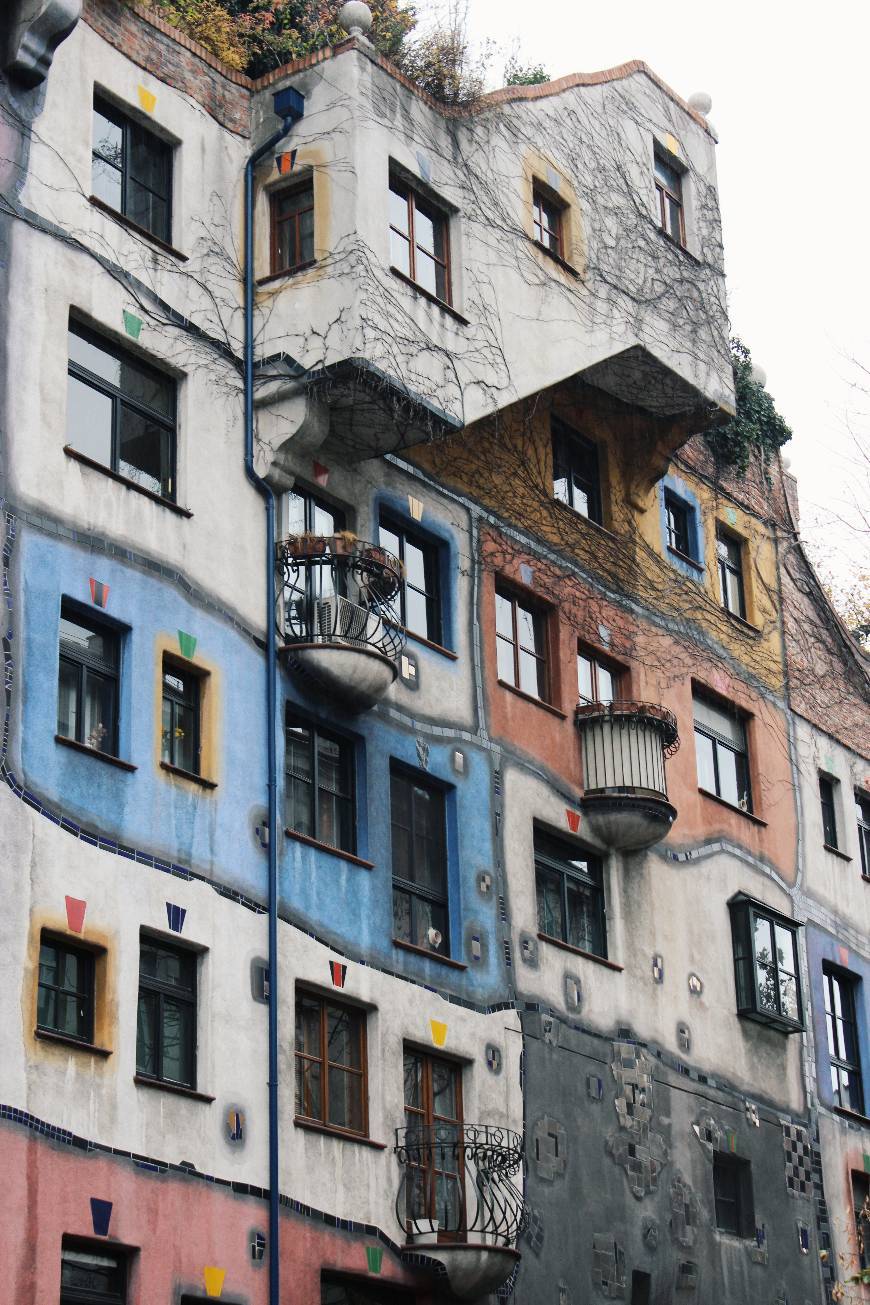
[243,85,305,1305]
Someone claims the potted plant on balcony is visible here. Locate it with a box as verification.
[285,532,328,558]
[331,530,357,556]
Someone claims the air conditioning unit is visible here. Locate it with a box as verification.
[316,595,381,647]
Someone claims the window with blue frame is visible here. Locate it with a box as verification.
[379,515,442,646]
[57,600,121,757]
[664,490,697,561]
[285,714,355,854]
[822,965,864,1115]
[390,765,449,955]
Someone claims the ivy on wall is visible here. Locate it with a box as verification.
[704,338,792,476]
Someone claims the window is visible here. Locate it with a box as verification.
[92,94,172,244]
[66,321,176,501]
[532,183,564,258]
[379,516,441,645]
[285,716,354,853]
[61,1242,127,1304]
[270,181,314,274]
[391,767,449,955]
[712,1151,755,1238]
[852,1170,869,1271]
[654,149,685,246]
[819,775,839,850]
[856,792,870,879]
[577,647,620,704]
[57,601,120,756]
[402,1048,464,1235]
[161,660,201,776]
[495,584,548,701]
[552,420,602,524]
[728,894,803,1032]
[37,934,94,1043]
[295,991,367,1135]
[322,1277,416,1305]
[630,1271,651,1305]
[693,692,752,812]
[664,491,694,559]
[136,937,196,1088]
[389,174,450,304]
[535,829,606,958]
[823,966,864,1115]
[716,528,746,619]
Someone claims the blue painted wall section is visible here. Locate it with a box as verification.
[658,472,706,582]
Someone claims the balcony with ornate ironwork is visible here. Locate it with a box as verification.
[276,534,405,712]
[575,700,680,850]
[394,1123,525,1300]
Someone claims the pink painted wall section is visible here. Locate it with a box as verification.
[0,1124,430,1303]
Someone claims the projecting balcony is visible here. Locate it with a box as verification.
[576,700,680,850]
[276,535,405,712]
[394,1124,524,1301]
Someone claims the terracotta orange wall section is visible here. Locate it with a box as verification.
[0,1126,428,1304]
[481,529,798,880]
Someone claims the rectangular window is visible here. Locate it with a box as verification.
[577,647,620,705]
[630,1271,651,1305]
[532,183,564,258]
[654,150,685,246]
[402,1048,464,1235]
[321,1276,417,1305]
[665,491,694,559]
[295,991,367,1136]
[61,1242,127,1305]
[535,829,606,958]
[66,321,176,501]
[852,1170,869,1271]
[57,600,120,756]
[819,775,839,850]
[495,584,548,701]
[161,660,201,776]
[285,716,354,853]
[857,792,870,880]
[552,420,602,524]
[713,1151,755,1237]
[136,937,196,1088]
[693,692,752,812]
[389,174,451,304]
[823,966,864,1115]
[92,94,172,244]
[270,181,314,274]
[729,894,803,1031]
[379,516,441,645]
[716,528,746,619]
[391,767,449,955]
[37,934,94,1043]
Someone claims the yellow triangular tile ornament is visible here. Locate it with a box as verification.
[137,85,156,114]
[203,1266,225,1298]
[430,1019,447,1048]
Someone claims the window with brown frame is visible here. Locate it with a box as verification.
[495,583,549,701]
[532,183,564,258]
[295,990,368,1136]
[402,1048,465,1240]
[388,174,451,304]
[654,149,685,246]
[577,647,621,705]
[270,181,314,275]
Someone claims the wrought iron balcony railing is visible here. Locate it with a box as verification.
[394,1123,525,1247]
[276,535,405,665]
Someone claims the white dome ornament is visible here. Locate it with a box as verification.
[338,1,373,37]
[687,91,713,116]
[750,363,767,388]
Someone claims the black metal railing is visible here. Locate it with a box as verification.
[576,700,680,798]
[395,1124,525,1247]
[276,535,405,664]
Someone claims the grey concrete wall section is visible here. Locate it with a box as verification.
[514,1015,820,1305]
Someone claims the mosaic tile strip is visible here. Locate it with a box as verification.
[606,1041,668,1199]
[782,1122,813,1197]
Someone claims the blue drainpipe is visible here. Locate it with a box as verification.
[243,84,305,1305]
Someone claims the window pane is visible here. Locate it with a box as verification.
[496,635,515,684]
[403,1051,423,1109]
[296,1055,322,1120]
[161,695,173,764]
[693,696,746,749]
[62,1249,124,1294]
[392,886,412,942]
[495,593,514,640]
[598,665,615,704]
[92,106,123,168]
[295,995,322,1054]
[82,670,115,753]
[92,153,122,209]
[127,180,169,241]
[432,1059,458,1119]
[161,995,194,1084]
[415,207,436,254]
[327,1006,361,1069]
[570,476,590,516]
[379,523,401,558]
[667,194,682,241]
[60,611,116,666]
[68,328,122,386]
[519,649,543,698]
[66,374,113,467]
[655,155,680,191]
[717,746,740,806]
[536,866,563,939]
[405,586,429,639]
[389,185,409,235]
[318,789,352,850]
[694,730,717,793]
[299,207,314,263]
[57,991,86,1038]
[136,989,158,1075]
[129,122,170,197]
[566,876,602,954]
[37,982,56,1030]
[117,354,173,416]
[118,404,170,497]
[416,249,438,296]
[57,659,79,740]
[172,699,197,773]
[516,604,541,655]
[578,655,593,702]
[327,1065,363,1131]
[405,540,427,590]
[390,227,411,275]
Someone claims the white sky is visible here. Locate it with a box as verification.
[464,0,870,582]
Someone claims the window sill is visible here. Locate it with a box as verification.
[389,266,470,325]
[285,827,374,870]
[160,761,218,789]
[55,734,137,772]
[723,608,762,636]
[64,446,193,518]
[537,932,623,971]
[134,1074,215,1103]
[833,1105,870,1129]
[35,1028,112,1056]
[698,788,767,826]
[666,545,704,572]
[551,494,617,541]
[401,627,458,660]
[530,237,581,278]
[657,226,702,265]
[257,260,318,287]
[88,195,188,261]
[393,938,468,970]
[293,1116,387,1149]
[497,680,566,719]
[823,844,852,862]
